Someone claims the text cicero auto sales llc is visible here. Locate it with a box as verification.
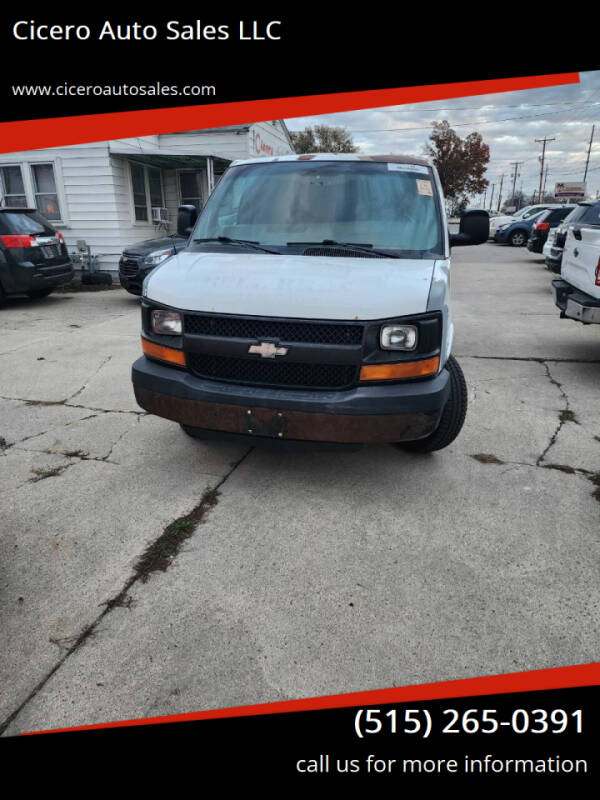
[12,20,283,42]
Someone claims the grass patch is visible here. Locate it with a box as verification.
[559,409,578,424]
[134,487,220,582]
[62,449,89,459]
[102,591,134,611]
[29,465,68,482]
[24,399,65,407]
[588,473,600,503]
[471,453,504,465]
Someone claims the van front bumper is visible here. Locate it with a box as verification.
[132,356,450,444]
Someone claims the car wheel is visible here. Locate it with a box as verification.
[0,283,6,308]
[510,230,527,247]
[398,355,468,453]
[27,288,55,299]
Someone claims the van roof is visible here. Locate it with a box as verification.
[231,153,430,167]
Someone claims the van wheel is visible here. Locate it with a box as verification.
[510,230,527,247]
[27,288,54,299]
[399,355,468,453]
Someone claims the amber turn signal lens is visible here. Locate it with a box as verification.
[359,356,439,381]
[141,337,186,366]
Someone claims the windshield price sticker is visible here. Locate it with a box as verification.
[354,708,583,739]
[387,163,430,174]
[416,179,433,196]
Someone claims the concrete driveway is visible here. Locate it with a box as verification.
[1,243,599,735]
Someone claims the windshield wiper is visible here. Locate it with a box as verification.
[193,236,279,254]
[286,240,403,259]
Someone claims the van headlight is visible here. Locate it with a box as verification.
[151,309,182,335]
[380,324,418,350]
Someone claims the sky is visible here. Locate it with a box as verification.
[285,70,600,204]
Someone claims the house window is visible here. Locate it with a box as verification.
[131,163,148,221]
[1,162,64,221]
[179,170,204,209]
[130,163,165,222]
[0,165,27,207]
[31,163,61,220]
[148,168,163,208]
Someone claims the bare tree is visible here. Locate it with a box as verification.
[290,125,358,154]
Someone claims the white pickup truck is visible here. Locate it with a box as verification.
[552,199,600,324]
[131,154,488,451]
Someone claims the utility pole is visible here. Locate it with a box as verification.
[543,164,550,200]
[510,161,523,207]
[489,183,495,210]
[535,136,555,206]
[583,124,595,183]
[497,173,505,212]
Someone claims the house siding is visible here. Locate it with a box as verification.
[0,123,295,271]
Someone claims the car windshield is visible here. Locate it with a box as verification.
[192,160,445,256]
[521,206,547,220]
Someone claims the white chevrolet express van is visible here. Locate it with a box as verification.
[132,154,488,451]
[552,199,600,324]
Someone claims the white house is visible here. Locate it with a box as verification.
[0,121,295,270]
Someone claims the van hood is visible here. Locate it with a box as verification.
[145,251,436,320]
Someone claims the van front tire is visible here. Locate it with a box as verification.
[399,355,467,453]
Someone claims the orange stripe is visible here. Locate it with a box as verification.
[22,662,600,734]
[0,73,579,153]
[141,337,186,366]
[360,356,440,381]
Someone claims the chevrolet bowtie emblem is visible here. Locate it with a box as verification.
[248,341,288,358]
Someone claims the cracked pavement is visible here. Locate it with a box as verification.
[1,243,599,735]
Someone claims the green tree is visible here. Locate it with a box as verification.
[290,124,358,154]
[426,120,489,200]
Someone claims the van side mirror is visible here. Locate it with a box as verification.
[177,204,198,236]
[449,209,489,247]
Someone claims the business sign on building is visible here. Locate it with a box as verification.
[555,182,586,198]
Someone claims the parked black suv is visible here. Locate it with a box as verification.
[526,205,575,254]
[119,235,186,296]
[0,208,73,305]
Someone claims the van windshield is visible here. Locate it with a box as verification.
[192,160,445,257]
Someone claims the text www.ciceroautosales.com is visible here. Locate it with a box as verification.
[10,82,216,98]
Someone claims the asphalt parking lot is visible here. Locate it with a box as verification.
[1,242,599,735]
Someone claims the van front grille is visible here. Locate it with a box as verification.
[184,314,364,345]
[187,353,357,390]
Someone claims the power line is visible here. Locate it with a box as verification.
[380,100,593,113]
[346,104,600,134]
